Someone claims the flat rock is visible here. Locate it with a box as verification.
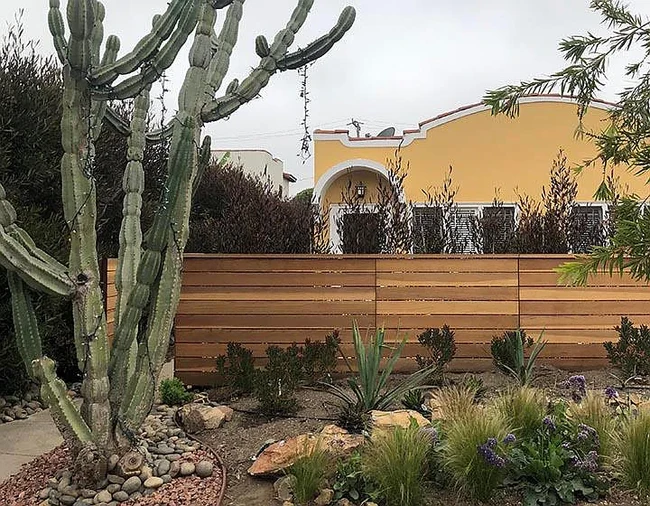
[369,409,431,437]
[143,477,164,489]
[215,405,234,421]
[314,489,334,506]
[179,404,226,433]
[248,425,364,476]
[273,475,295,502]
[107,474,125,485]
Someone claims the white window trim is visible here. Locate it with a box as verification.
[329,203,381,254]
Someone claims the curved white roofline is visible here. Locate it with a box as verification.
[313,95,615,149]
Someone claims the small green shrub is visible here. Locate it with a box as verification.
[362,422,431,506]
[508,401,603,506]
[324,321,436,432]
[216,342,256,394]
[253,345,302,415]
[491,329,547,386]
[415,325,457,373]
[289,445,331,504]
[442,409,510,502]
[604,317,650,377]
[493,387,547,440]
[302,330,340,383]
[617,407,650,495]
[332,452,371,503]
[159,378,193,406]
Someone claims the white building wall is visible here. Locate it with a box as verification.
[212,149,287,196]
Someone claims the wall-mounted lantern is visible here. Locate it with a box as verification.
[355,181,366,199]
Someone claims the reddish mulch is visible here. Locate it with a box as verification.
[0,447,223,506]
[0,446,70,506]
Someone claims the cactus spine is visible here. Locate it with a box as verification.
[1,0,354,485]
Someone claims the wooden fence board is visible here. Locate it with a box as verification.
[100,254,650,386]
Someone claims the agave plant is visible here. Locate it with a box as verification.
[324,321,437,431]
[493,329,547,386]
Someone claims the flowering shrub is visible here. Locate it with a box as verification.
[562,375,587,403]
[508,402,603,506]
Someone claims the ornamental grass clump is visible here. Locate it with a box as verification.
[289,445,332,505]
[570,391,617,461]
[617,408,650,495]
[430,383,480,422]
[362,422,432,506]
[442,410,511,502]
[492,387,547,440]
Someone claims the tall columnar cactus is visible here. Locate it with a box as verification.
[1,0,355,485]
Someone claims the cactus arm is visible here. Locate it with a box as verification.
[65,0,95,71]
[192,136,212,197]
[48,0,68,63]
[90,34,120,141]
[92,2,201,101]
[114,86,150,379]
[104,106,131,136]
[204,0,244,98]
[277,6,356,70]
[7,272,42,378]
[33,357,94,452]
[90,1,105,67]
[202,1,355,123]
[90,0,193,87]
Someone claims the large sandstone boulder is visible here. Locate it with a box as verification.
[248,425,364,476]
[179,404,226,433]
[369,409,431,437]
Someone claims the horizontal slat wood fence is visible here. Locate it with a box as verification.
[101,255,650,386]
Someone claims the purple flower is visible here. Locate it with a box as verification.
[605,386,619,400]
[486,437,498,449]
[543,416,556,432]
[477,441,506,468]
[503,433,516,445]
[564,375,587,402]
[572,450,599,472]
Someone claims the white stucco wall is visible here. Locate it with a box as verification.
[212,149,291,196]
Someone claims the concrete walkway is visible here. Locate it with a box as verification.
[0,360,176,482]
[0,408,63,481]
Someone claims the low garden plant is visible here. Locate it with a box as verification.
[491,329,547,386]
[442,409,512,502]
[254,345,303,416]
[302,331,341,384]
[332,452,371,504]
[362,422,432,506]
[323,321,437,432]
[430,384,480,422]
[493,387,547,440]
[414,325,457,378]
[507,402,604,506]
[570,390,617,460]
[401,389,429,415]
[288,445,331,505]
[617,407,650,495]
[215,342,256,394]
[159,378,193,406]
[604,317,650,378]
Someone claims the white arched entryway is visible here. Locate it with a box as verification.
[313,159,406,253]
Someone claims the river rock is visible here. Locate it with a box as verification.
[179,462,195,476]
[144,477,164,489]
[107,455,119,472]
[112,490,129,502]
[139,466,153,481]
[121,476,141,495]
[94,490,112,503]
[107,475,124,485]
[195,461,213,478]
[314,489,334,506]
[169,461,180,478]
[106,484,121,494]
[157,460,170,476]
[59,495,76,506]
[248,425,364,476]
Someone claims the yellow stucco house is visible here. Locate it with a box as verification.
[313,95,648,253]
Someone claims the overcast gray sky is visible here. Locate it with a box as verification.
[2,0,649,194]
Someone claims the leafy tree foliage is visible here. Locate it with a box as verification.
[483,0,650,284]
